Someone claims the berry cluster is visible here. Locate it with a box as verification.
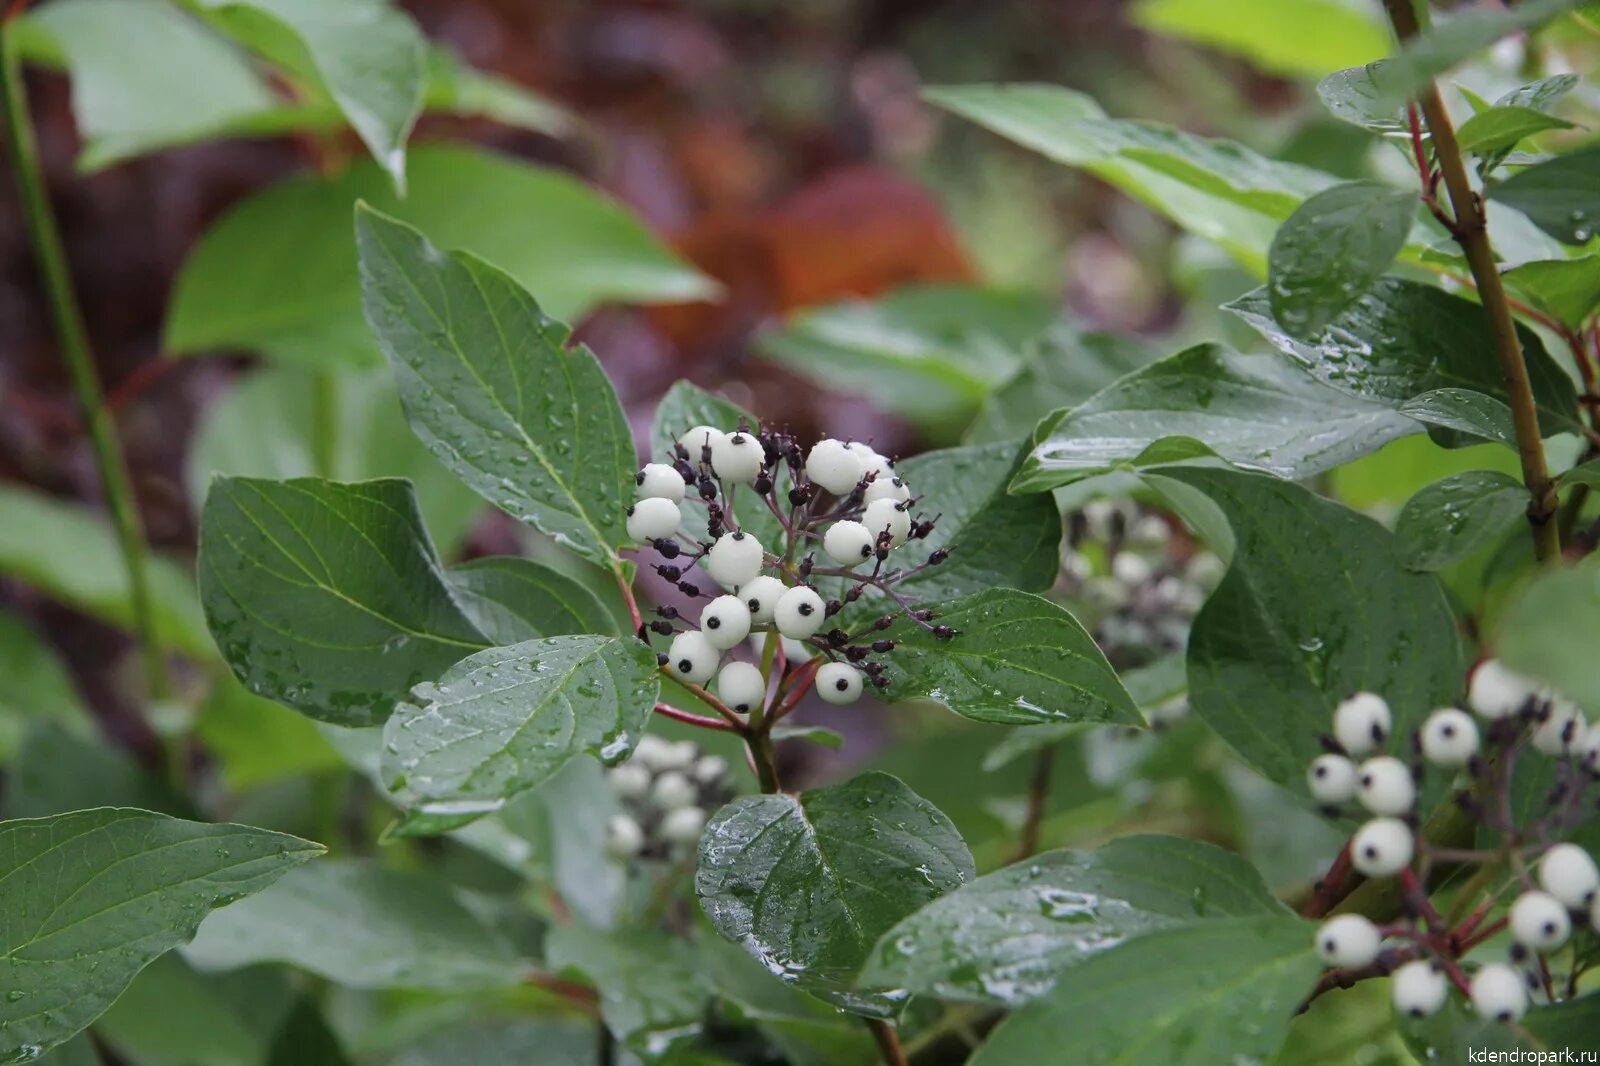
[626,423,954,711]
[602,735,733,860]
[1308,660,1600,1023]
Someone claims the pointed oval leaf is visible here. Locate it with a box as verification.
[1490,144,1600,246]
[1394,470,1528,572]
[382,635,660,834]
[861,834,1287,1006]
[1502,256,1600,329]
[447,556,618,642]
[1397,388,1520,448]
[969,325,1158,444]
[0,808,321,1061]
[1456,105,1574,157]
[1267,181,1417,338]
[695,772,974,1014]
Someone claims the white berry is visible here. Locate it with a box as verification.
[608,762,651,801]
[626,497,681,542]
[710,430,763,483]
[1334,692,1392,757]
[1420,708,1479,768]
[806,438,865,495]
[861,498,910,548]
[716,660,766,713]
[1469,659,1537,720]
[667,630,720,685]
[1187,551,1226,590]
[1532,698,1587,756]
[1351,817,1413,878]
[1316,914,1382,968]
[780,635,811,662]
[1307,754,1360,805]
[700,595,753,650]
[846,441,894,479]
[636,463,686,502]
[604,814,644,859]
[1471,963,1529,1022]
[678,425,725,460]
[737,575,786,625]
[816,662,864,704]
[692,754,728,785]
[632,734,673,771]
[863,474,912,504]
[1358,757,1416,816]
[1510,889,1571,953]
[659,804,707,845]
[1111,551,1152,587]
[704,530,764,588]
[661,740,698,771]
[823,520,876,565]
[1129,514,1171,547]
[1539,843,1600,909]
[651,770,698,811]
[1392,960,1448,1018]
[774,585,825,639]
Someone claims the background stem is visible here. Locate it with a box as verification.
[0,28,170,697]
[867,1018,909,1066]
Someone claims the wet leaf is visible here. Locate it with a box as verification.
[1490,144,1600,246]
[1397,389,1520,448]
[547,925,706,1061]
[1495,557,1600,714]
[968,326,1159,445]
[1502,257,1600,329]
[1394,470,1527,572]
[447,557,618,643]
[1267,181,1416,338]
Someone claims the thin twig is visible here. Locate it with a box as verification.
[867,1019,909,1066]
[653,702,738,732]
[1011,748,1055,863]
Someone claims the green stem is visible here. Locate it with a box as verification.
[0,28,169,698]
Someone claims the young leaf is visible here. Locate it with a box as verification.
[382,635,660,834]
[1494,558,1600,715]
[1397,388,1520,448]
[198,476,490,727]
[1502,256,1600,329]
[968,325,1158,444]
[1267,181,1416,338]
[1128,0,1387,78]
[696,772,974,1014]
[1149,466,1464,790]
[447,557,618,643]
[1394,470,1527,572]
[0,808,321,1061]
[356,205,637,566]
[1490,144,1600,246]
[880,589,1139,728]
[182,860,527,989]
[546,926,707,1060]
[1012,344,1417,493]
[967,916,1321,1066]
[860,835,1287,1006]
[1456,106,1574,157]
[1227,278,1582,438]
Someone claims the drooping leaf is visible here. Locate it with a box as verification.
[1227,279,1582,438]
[0,808,321,1061]
[1128,0,1388,77]
[198,476,490,727]
[1495,558,1600,713]
[182,860,527,989]
[1394,470,1528,572]
[696,772,974,1014]
[1502,257,1600,329]
[967,916,1320,1066]
[546,925,707,1061]
[1267,181,1417,338]
[1012,344,1417,493]
[968,326,1159,445]
[381,635,660,834]
[880,589,1138,728]
[357,205,637,566]
[860,835,1287,1006]
[1396,389,1520,448]
[167,146,711,368]
[1149,466,1464,789]
[0,611,91,763]
[1490,145,1600,246]
[446,557,618,643]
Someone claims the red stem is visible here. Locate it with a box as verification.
[768,657,821,725]
[1301,843,1356,918]
[1458,916,1509,954]
[613,564,643,634]
[653,701,737,732]
[105,357,180,413]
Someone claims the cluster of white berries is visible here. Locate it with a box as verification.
[602,735,732,860]
[627,422,954,715]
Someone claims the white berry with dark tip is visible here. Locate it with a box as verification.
[1471,963,1528,1022]
[847,442,894,480]
[704,530,764,588]
[1510,890,1571,953]
[608,762,651,801]
[716,661,766,713]
[862,498,910,548]
[651,770,697,811]
[806,438,865,495]
[604,814,644,859]
[1307,754,1359,804]
[692,754,728,785]
[678,425,725,458]
[636,463,686,502]
[659,805,707,845]
[1111,552,1152,587]
[816,662,863,705]
[824,520,875,565]
[1351,817,1413,878]
[1334,692,1391,756]
[1392,960,1448,1018]
[1357,756,1416,816]
[1532,698,1587,756]
[700,595,753,650]
[1538,844,1599,910]
[774,585,825,640]
[626,497,681,542]
[1316,914,1381,968]
[1468,659,1537,720]
[737,575,786,625]
[1420,708,1479,768]
[863,474,912,504]
[667,630,719,685]
[711,430,763,483]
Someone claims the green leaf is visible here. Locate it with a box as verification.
[1318,62,1403,131]
[182,860,527,988]
[264,997,348,1066]
[1491,144,1600,246]
[928,84,1337,272]
[1227,279,1583,438]
[1128,0,1387,77]
[167,145,712,368]
[420,48,572,137]
[1503,257,1600,329]
[381,635,660,834]
[1012,344,1417,493]
[95,954,288,1066]
[0,808,321,1061]
[861,835,1287,1006]
[1495,558,1600,713]
[1457,106,1575,158]
[968,326,1159,445]
[193,675,345,792]
[696,771,974,1014]
[546,925,706,1060]
[507,759,626,930]
[1394,470,1528,572]
[1268,181,1416,338]
[0,484,213,660]
[3,723,188,820]
[757,286,1056,430]
[769,725,846,749]
[880,588,1138,727]
[1524,992,1600,1049]
[967,916,1320,1066]
[195,0,426,190]
[646,380,783,548]
[1561,457,1600,488]
[1397,388,1520,448]
[698,934,876,1066]
[447,557,618,643]
[356,204,637,566]
[1151,466,1464,789]
[383,1019,596,1066]
[0,611,90,763]
[18,0,279,170]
